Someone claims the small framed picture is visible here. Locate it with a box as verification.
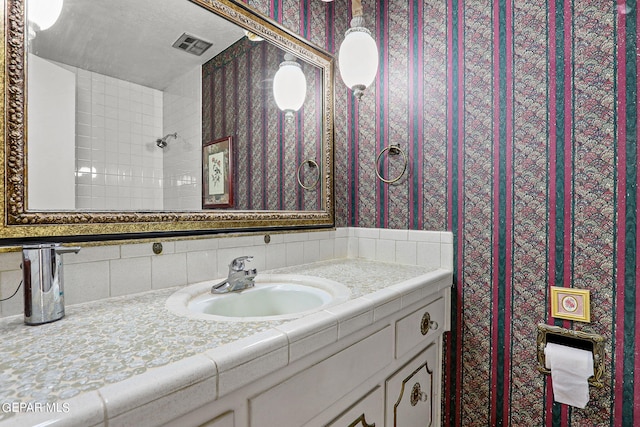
[202,136,233,208]
[550,286,591,322]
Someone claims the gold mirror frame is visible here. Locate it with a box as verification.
[0,0,334,240]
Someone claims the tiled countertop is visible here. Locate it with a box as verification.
[0,258,451,426]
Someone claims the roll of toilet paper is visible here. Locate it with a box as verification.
[544,342,594,408]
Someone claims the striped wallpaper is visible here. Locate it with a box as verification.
[245,0,636,424]
[202,38,322,211]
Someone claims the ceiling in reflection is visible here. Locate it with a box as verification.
[29,0,245,90]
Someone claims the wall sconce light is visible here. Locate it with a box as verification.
[338,0,378,99]
[27,0,64,40]
[273,53,307,121]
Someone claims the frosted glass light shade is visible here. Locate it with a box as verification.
[338,23,378,99]
[273,55,307,120]
[28,0,64,31]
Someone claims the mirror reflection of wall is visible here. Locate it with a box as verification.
[203,38,323,211]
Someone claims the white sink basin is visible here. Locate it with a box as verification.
[166,274,351,321]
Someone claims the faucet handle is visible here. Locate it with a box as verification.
[230,256,253,271]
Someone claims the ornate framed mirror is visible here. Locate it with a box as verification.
[1,0,334,241]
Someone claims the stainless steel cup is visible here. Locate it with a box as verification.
[22,243,80,325]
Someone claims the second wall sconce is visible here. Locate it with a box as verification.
[273,53,307,121]
[338,0,379,99]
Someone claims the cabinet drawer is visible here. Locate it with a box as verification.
[250,326,393,427]
[386,343,438,427]
[325,386,383,427]
[395,296,444,359]
[200,411,234,427]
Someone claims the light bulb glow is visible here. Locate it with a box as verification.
[273,59,307,119]
[28,0,64,31]
[338,26,378,98]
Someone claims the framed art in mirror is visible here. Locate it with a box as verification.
[203,136,233,209]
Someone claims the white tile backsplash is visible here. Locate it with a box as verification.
[110,257,152,296]
[151,253,188,289]
[186,250,220,283]
[285,241,305,266]
[375,239,396,262]
[0,228,453,319]
[65,261,111,303]
[302,240,320,264]
[358,237,376,259]
[265,243,287,270]
[0,269,23,317]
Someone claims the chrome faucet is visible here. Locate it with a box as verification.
[211,256,257,294]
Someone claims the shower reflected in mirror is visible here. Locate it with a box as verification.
[156,132,178,149]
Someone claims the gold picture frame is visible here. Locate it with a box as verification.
[203,136,233,209]
[550,286,591,322]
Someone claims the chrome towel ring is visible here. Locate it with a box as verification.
[375,144,408,184]
[296,159,320,190]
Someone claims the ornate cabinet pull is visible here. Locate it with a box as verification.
[348,413,375,427]
[410,382,429,406]
[420,312,439,335]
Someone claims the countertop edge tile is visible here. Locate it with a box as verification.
[204,328,288,373]
[274,310,338,342]
[389,269,452,304]
[105,374,218,427]
[287,323,338,362]
[323,297,376,339]
[99,354,217,419]
[216,346,289,398]
[275,311,339,362]
[0,391,105,427]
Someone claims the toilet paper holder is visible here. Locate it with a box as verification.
[536,323,605,388]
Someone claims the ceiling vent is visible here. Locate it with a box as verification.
[172,33,213,56]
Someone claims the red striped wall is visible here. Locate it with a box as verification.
[242,0,634,424]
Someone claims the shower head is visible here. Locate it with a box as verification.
[156,132,178,149]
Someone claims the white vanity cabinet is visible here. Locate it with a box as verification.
[249,327,394,426]
[199,411,235,427]
[173,279,450,427]
[325,387,383,427]
[385,343,439,427]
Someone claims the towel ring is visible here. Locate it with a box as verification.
[296,159,320,190]
[375,144,408,184]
